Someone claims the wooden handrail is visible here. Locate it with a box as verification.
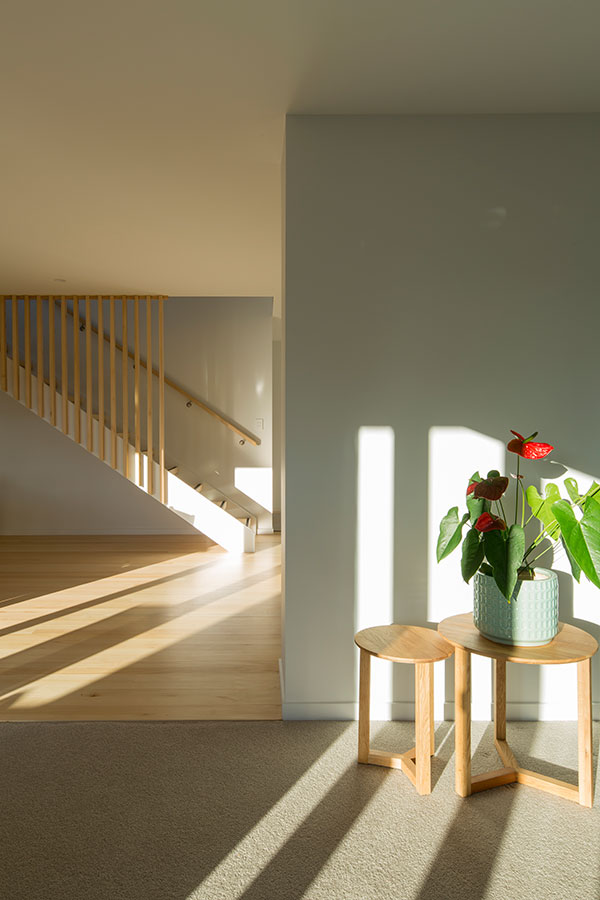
[1,294,260,502]
[2,294,260,445]
[56,298,260,447]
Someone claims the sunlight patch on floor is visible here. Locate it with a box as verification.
[186,727,356,900]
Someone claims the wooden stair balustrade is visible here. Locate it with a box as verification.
[1,296,168,503]
[0,295,257,553]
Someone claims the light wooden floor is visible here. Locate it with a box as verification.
[0,534,282,720]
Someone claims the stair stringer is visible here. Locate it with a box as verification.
[4,361,255,553]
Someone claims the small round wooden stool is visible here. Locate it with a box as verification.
[439,613,598,807]
[354,624,454,795]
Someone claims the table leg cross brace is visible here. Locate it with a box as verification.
[464,658,592,807]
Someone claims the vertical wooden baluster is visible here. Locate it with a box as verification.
[86,296,93,451]
[24,297,32,407]
[36,297,44,418]
[0,297,6,392]
[158,296,165,503]
[122,298,129,477]
[11,296,19,400]
[146,296,153,495]
[110,297,117,468]
[73,297,81,443]
[98,297,105,461]
[49,297,56,425]
[134,298,141,485]
[61,298,68,433]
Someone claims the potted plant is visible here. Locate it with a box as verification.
[436,429,600,646]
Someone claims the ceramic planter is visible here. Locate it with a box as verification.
[473,567,559,646]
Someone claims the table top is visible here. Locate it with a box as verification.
[354,624,454,664]
[438,613,598,665]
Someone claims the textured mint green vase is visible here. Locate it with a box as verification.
[473,567,559,646]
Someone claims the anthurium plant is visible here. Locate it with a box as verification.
[436,429,600,601]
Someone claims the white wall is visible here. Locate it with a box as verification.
[284,115,600,721]
[0,390,198,534]
[2,296,275,533]
[165,298,274,528]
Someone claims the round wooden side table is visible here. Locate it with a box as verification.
[438,613,598,807]
[354,625,454,795]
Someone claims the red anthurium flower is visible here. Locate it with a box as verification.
[466,473,481,495]
[473,476,509,501]
[507,429,553,460]
[474,512,506,532]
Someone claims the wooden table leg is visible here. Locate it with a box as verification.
[416,662,432,795]
[494,659,506,742]
[455,646,471,797]
[577,658,593,808]
[358,648,371,763]
[429,661,435,755]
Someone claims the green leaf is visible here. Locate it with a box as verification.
[483,525,524,600]
[506,525,525,595]
[552,499,600,589]
[564,477,580,503]
[467,495,491,525]
[461,528,484,583]
[483,531,508,596]
[487,470,500,479]
[563,478,600,506]
[437,508,470,562]
[561,536,581,583]
[585,496,600,515]
[479,562,493,576]
[526,483,561,540]
[582,497,600,586]
[584,482,600,504]
[468,471,481,485]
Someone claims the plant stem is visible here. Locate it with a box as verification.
[574,486,600,510]
[519,478,527,528]
[526,544,554,567]
[514,456,520,524]
[498,497,508,525]
[523,524,560,562]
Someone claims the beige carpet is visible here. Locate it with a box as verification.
[0,721,598,900]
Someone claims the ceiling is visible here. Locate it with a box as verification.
[2,1,599,308]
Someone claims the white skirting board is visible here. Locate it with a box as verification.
[444,700,600,722]
[283,702,416,721]
[282,700,600,721]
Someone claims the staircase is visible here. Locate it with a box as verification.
[0,295,256,553]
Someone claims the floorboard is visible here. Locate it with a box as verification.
[0,534,282,720]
